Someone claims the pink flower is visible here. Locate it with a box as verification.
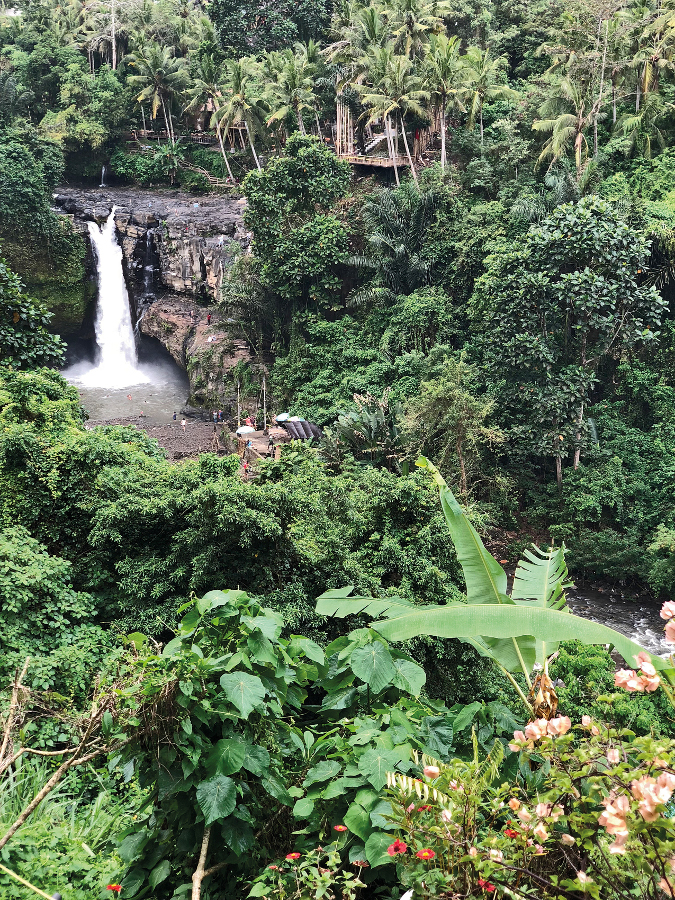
[635,652,657,676]
[631,774,674,821]
[524,719,548,741]
[561,834,575,846]
[533,823,549,843]
[333,824,348,832]
[609,831,629,854]
[468,847,478,858]
[489,849,503,861]
[581,715,600,735]
[661,601,675,620]
[441,809,452,823]
[508,730,527,752]
[416,848,435,860]
[666,619,675,644]
[643,673,661,692]
[551,806,564,822]
[387,840,407,857]
[406,803,416,813]
[517,807,532,822]
[607,748,621,765]
[535,802,551,818]
[615,669,637,689]
[577,871,593,885]
[660,878,675,898]
[547,716,571,736]
[423,766,440,779]
[507,798,520,811]
[598,794,630,836]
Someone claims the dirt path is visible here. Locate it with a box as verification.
[86,416,235,460]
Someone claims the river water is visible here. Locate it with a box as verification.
[567,582,671,657]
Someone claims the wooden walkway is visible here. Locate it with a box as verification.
[337,153,411,168]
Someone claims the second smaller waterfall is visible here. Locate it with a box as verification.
[76,208,150,389]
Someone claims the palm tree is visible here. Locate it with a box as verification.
[351,181,442,302]
[126,43,188,145]
[385,0,453,59]
[0,72,32,125]
[359,51,429,183]
[218,58,265,171]
[183,54,235,181]
[423,33,463,169]
[458,47,518,146]
[266,47,318,135]
[617,91,672,158]
[532,76,594,175]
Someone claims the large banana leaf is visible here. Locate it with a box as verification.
[420,458,508,605]
[369,604,673,673]
[316,587,417,619]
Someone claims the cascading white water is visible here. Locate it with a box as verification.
[73,208,150,388]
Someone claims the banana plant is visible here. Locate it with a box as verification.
[317,457,675,714]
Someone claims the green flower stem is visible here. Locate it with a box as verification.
[0,862,57,900]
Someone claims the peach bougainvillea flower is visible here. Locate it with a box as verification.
[607,748,621,764]
[423,765,440,779]
[416,848,436,860]
[441,808,452,823]
[286,853,301,860]
[561,834,576,846]
[333,825,348,832]
[577,871,593,884]
[508,797,520,811]
[666,619,675,644]
[631,774,675,822]
[524,719,548,741]
[533,823,549,843]
[661,601,675,620]
[547,716,571,736]
[387,839,408,856]
[598,794,630,837]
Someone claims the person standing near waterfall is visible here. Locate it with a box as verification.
[181,418,186,433]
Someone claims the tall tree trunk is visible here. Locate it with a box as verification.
[314,109,321,138]
[555,454,563,491]
[386,115,400,186]
[440,102,447,170]
[479,105,484,146]
[160,95,172,144]
[636,69,642,112]
[296,105,305,134]
[400,117,418,183]
[216,121,235,181]
[573,402,584,470]
[245,121,262,171]
[111,0,116,71]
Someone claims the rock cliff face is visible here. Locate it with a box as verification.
[54,186,257,406]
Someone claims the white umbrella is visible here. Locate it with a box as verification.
[236,425,256,435]
[276,413,290,422]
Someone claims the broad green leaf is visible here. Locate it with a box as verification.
[371,604,672,673]
[351,643,396,694]
[202,589,247,610]
[196,775,236,826]
[452,702,482,732]
[149,860,171,890]
[370,799,394,829]
[262,773,293,806]
[344,802,373,841]
[119,830,148,864]
[365,831,395,867]
[416,457,507,605]
[358,748,404,790]
[303,760,341,787]
[120,867,146,896]
[220,672,266,717]
[316,589,415,619]
[293,797,315,818]
[247,632,277,664]
[206,739,246,776]
[417,715,454,759]
[221,816,255,854]
[321,776,368,799]
[249,884,268,897]
[243,744,270,776]
[391,658,426,696]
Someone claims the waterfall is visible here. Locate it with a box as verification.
[75,208,150,388]
[100,165,106,187]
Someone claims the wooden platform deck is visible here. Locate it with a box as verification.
[338,154,411,168]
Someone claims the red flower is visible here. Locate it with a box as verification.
[504,829,519,838]
[387,839,408,856]
[286,852,301,860]
[477,879,496,893]
[268,865,279,870]
[333,824,348,832]
[107,889,122,895]
[416,848,436,860]
[352,860,369,867]
[417,805,432,811]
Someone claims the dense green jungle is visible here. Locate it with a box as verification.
[7,0,675,897]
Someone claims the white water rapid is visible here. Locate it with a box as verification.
[68,208,150,389]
